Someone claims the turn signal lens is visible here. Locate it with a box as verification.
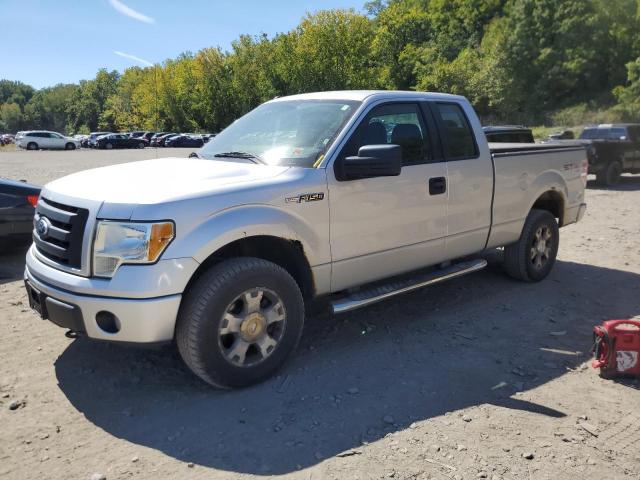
[149,222,175,262]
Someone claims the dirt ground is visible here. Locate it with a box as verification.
[1,149,639,480]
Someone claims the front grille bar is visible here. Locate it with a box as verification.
[34,198,89,269]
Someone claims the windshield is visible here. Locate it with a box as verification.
[199,99,361,167]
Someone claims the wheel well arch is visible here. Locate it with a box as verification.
[185,235,315,299]
[531,190,565,226]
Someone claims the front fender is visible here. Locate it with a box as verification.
[170,204,328,267]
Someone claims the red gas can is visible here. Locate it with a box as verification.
[592,320,640,378]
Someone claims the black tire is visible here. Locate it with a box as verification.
[503,209,559,282]
[105,142,113,149]
[65,142,76,150]
[138,142,146,149]
[176,257,304,388]
[595,160,622,187]
[27,142,38,150]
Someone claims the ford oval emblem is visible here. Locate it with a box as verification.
[36,216,51,238]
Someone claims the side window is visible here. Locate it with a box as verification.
[345,103,430,166]
[610,128,627,140]
[434,103,478,159]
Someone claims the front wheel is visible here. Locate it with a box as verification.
[176,257,304,388]
[65,142,76,150]
[105,142,113,149]
[138,142,146,149]
[503,209,559,282]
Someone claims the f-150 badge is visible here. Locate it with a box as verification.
[285,193,325,203]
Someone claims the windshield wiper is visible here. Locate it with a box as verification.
[212,151,266,164]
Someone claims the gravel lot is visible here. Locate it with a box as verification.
[1,150,639,480]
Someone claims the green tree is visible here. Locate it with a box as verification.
[613,57,640,119]
[23,84,78,133]
[66,69,119,132]
[0,102,24,132]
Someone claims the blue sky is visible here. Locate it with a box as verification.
[3,0,365,89]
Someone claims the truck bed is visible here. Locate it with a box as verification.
[486,142,587,250]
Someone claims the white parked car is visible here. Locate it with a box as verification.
[16,131,80,150]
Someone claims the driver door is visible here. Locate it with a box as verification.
[327,102,448,292]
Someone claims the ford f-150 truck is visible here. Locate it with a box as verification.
[24,91,588,388]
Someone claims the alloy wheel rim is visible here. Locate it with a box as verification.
[530,225,553,269]
[218,287,286,367]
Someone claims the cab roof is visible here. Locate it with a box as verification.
[269,90,466,103]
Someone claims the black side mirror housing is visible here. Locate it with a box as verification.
[335,144,402,181]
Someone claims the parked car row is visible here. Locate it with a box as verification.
[149,132,215,147]
[76,131,216,149]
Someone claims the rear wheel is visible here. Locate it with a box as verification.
[596,160,622,187]
[503,209,559,282]
[138,142,146,149]
[105,142,113,150]
[65,142,76,150]
[27,142,38,150]
[176,257,304,388]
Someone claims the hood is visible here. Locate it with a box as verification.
[43,157,290,204]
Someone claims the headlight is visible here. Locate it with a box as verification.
[93,221,175,277]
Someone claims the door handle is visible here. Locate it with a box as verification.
[429,177,446,195]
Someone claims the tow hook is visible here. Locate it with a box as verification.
[65,330,80,339]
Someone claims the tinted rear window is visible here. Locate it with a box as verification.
[435,103,477,159]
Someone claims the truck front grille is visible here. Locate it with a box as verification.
[33,198,89,269]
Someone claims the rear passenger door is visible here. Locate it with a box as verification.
[429,102,494,259]
[328,101,448,291]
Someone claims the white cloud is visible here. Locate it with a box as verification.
[107,0,155,24]
[114,50,154,67]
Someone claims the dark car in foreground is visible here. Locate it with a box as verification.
[483,125,535,143]
[0,178,40,246]
[165,135,205,148]
[96,134,148,149]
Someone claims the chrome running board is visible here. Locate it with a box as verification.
[330,259,487,314]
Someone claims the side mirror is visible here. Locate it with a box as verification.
[335,144,402,181]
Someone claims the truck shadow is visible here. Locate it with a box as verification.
[53,260,640,475]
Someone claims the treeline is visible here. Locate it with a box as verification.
[1,0,639,135]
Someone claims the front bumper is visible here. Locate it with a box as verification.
[25,267,182,343]
[24,246,200,343]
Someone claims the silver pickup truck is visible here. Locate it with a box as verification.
[24,91,587,388]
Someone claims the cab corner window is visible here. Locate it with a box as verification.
[435,103,477,159]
